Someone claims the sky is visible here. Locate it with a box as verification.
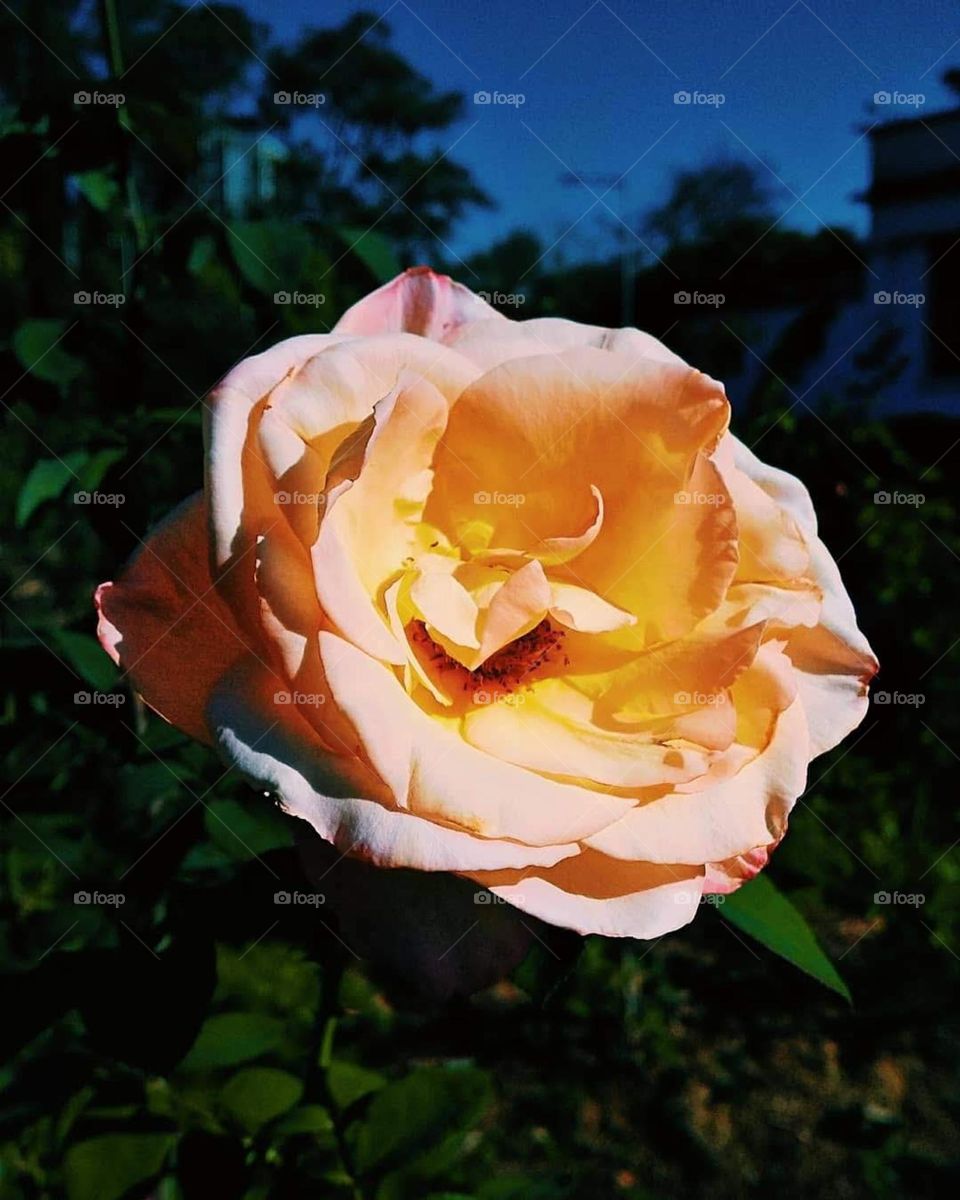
[238,0,960,263]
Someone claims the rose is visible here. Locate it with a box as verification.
[96,267,877,942]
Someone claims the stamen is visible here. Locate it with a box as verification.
[409,619,566,700]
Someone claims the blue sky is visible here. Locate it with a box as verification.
[239,0,960,262]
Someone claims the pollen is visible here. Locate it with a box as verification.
[409,619,566,700]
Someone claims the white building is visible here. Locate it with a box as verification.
[723,107,960,416]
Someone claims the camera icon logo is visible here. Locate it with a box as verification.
[674,291,691,304]
[874,91,891,105]
[874,291,891,304]
[674,91,691,104]
[874,891,891,904]
[274,891,291,904]
[273,291,291,304]
[74,890,91,904]
[474,91,491,104]
[74,91,91,105]
[274,91,291,104]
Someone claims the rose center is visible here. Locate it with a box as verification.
[409,618,567,700]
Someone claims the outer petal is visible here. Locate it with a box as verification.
[703,844,775,895]
[207,656,581,873]
[95,494,249,744]
[715,435,812,584]
[205,333,341,632]
[205,331,479,635]
[464,852,706,938]
[334,266,506,341]
[729,434,878,756]
[445,316,685,372]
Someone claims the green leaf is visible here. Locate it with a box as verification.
[227,220,311,295]
[74,169,119,212]
[15,452,86,526]
[353,1066,493,1177]
[220,1067,303,1131]
[187,234,217,275]
[13,319,82,386]
[204,796,293,861]
[53,630,119,691]
[64,1133,175,1200]
[327,1060,386,1111]
[178,1012,285,1071]
[720,874,851,1001]
[77,447,124,491]
[274,1104,335,1136]
[336,227,401,283]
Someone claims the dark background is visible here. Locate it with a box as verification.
[1,2,958,1198]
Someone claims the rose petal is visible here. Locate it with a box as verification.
[465,851,705,938]
[318,632,639,845]
[728,435,877,756]
[95,494,249,744]
[585,645,809,864]
[207,655,582,872]
[334,266,505,341]
[312,373,451,664]
[446,316,686,372]
[549,581,636,634]
[428,348,734,643]
[462,678,713,789]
